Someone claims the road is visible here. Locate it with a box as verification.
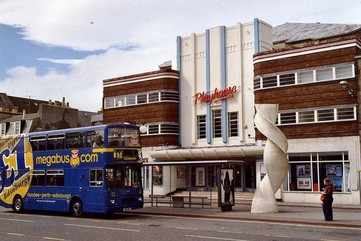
[0,208,360,241]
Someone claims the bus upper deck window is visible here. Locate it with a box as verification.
[86,130,103,148]
[47,135,65,150]
[30,136,47,151]
[65,133,82,149]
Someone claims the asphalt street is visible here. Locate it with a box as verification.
[0,208,360,241]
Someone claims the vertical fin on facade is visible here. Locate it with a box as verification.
[220,26,228,143]
[205,29,212,144]
[177,36,182,146]
[253,18,260,54]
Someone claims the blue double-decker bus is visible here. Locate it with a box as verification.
[0,123,143,216]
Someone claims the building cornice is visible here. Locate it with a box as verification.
[103,73,179,87]
[254,39,361,64]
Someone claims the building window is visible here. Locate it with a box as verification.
[297,70,314,84]
[160,123,179,134]
[285,152,350,192]
[254,77,261,89]
[255,63,355,91]
[152,165,163,186]
[279,73,295,86]
[160,91,179,101]
[126,95,136,105]
[148,92,159,103]
[0,123,6,136]
[279,112,296,124]
[277,105,356,126]
[115,96,125,107]
[335,64,354,79]
[104,97,115,109]
[262,75,277,88]
[137,93,147,104]
[317,109,334,122]
[316,68,333,81]
[228,112,238,137]
[298,110,314,123]
[148,124,159,134]
[197,115,206,139]
[336,107,355,120]
[212,109,222,138]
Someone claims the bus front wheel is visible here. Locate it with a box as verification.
[70,199,83,217]
[12,196,23,213]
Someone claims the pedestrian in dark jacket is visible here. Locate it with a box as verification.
[321,177,334,221]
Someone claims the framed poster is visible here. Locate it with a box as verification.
[297,177,311,190]
[296,165,306,177]
[195,167,205,186]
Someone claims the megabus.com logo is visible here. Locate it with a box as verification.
[36,150,98,167]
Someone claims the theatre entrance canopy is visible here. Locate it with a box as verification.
[147,145,264,164]
[144,145,264,194]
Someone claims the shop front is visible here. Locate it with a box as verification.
[144,145,262,205]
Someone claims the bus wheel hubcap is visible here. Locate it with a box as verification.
[15,199,21,211]
[73,203,81,215]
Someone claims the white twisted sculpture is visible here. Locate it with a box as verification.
[251,104,288,213]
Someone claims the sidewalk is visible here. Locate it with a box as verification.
[127,203,361,228]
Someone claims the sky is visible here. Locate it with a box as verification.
[0,0,361,112]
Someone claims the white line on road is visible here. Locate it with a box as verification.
[185,234,248,241]
[64,223,140,232]
[43,237,67,241]
[117,221,142,226]
[7,232,25,237]
[0,217,34,223]
[174,226,199,231]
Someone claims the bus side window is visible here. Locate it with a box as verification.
[65,133,82,149]
[90,169,103,187]
[47,135,65,150]
[87,131,103,148]
[31,170,45,186]
[46,170,64,186]
[30,136,47,151]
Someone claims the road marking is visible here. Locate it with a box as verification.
[185,234,248,241]
[137,214,361,231]
[174,226,199,231]
[43,237,66,241]
[64,223,140,232]
[117,221,142,226]
[0,217,34,223]
[7,232,25,237]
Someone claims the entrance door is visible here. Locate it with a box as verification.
[234,164,244,191]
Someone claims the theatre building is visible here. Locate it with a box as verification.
[147,19,272,196]
[254,23,361,204]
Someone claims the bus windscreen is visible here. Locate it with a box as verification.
[108,127,139,148]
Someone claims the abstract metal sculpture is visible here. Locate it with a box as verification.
[251,104,288,213]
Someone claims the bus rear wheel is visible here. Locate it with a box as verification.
[12,196,23,213]
[70,199,83,217]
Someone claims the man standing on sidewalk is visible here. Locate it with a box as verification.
[321,177,334,221]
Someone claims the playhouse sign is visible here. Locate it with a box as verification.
[194,85,239,104]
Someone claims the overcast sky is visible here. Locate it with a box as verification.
[0,0,360,111]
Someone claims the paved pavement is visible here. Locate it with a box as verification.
[128,203,361,228]
[0,207,361,241]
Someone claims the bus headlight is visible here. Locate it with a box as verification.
[110,199,115,204]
